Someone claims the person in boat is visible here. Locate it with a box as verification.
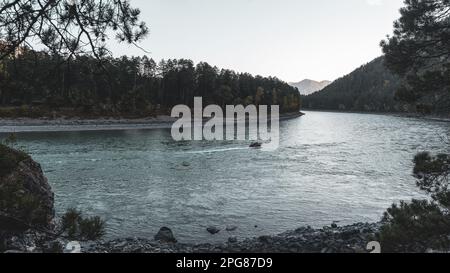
[249,142,262,148]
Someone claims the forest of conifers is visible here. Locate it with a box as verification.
[301,57,402,112]
[302,57,450,115]
[0,49,301,118]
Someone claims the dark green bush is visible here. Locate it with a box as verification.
[79,216,106,241]
[61,208,83,239]
[379,152,450,253]
[379,200,450,252]
[61,208,106,241]
[413,152,450,202]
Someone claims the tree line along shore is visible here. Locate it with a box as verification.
[0,51,301,119]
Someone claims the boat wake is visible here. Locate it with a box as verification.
[184,147,248,154]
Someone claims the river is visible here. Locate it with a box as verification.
[1,111,449,243]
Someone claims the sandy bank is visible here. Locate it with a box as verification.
[0,112,305,133]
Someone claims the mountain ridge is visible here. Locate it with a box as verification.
[289,79,331,95]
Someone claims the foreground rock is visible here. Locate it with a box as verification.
[85,223,382,253]
[0,145,54,230]
[1,144,55,252]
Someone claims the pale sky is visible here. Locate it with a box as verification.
[111,0,405,82]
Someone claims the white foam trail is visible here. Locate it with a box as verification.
[184,147,248,154]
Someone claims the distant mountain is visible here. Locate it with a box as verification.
[289,79,331,95]
[301,57,404,112]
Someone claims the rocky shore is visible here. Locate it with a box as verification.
[0,116,177,133]
[87,223,380,253]
[1,222,381,253]
[0,112,304,133]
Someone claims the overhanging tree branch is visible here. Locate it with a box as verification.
[0,0,149,60]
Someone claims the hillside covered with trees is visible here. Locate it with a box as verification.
[303,54,450,116]
[0,50,301,118]
[301,57,404,112]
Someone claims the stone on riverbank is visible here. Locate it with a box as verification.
[206,226,221,235]
[226,226,238,232]
[154,227,177,243]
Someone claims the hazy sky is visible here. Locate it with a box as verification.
[112,0,405,82]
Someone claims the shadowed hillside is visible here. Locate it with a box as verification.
[301,57,403,112]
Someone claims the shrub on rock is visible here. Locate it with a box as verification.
[61,208,106,241]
